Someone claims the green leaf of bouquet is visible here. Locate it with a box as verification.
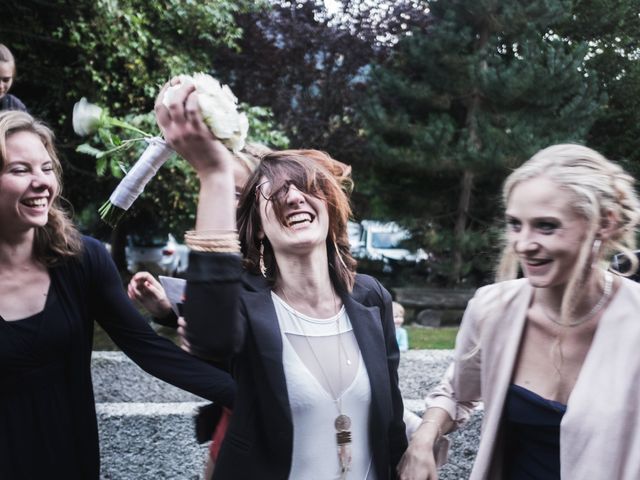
[110,160,124,179]
[112,134,122,146]
[98,128,114,146]
[76,143,106,158]
[96,157,107,176]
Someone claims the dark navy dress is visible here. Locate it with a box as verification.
[503,384,567,479]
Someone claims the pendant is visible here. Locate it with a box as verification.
[334,414,351,431]
[335,414,352,478]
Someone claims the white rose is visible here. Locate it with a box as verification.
[160,74,194,106]
[227,113,249,154]
[162,73,247,152]
[72,98,104,136]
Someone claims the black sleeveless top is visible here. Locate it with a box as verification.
[503,384,567,479]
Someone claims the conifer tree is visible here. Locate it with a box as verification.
[557,0,640,173]
[363,0,603,284]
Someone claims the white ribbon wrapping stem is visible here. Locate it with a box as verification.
[108,137,174,210]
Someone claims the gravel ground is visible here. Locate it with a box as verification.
[94,350,480,480]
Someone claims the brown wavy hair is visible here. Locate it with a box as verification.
[237,149,357,292]
[0,111,82,264]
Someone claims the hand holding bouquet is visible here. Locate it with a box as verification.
[73,74,248,226]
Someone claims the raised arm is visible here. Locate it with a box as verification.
[155,80,237,232]
[154,80,243,360]
[87,237,236,406]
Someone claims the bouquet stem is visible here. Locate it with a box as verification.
[98,201,126,228]
[99,137,174,226]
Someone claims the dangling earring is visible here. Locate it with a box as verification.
[591,238,602,269]
[259,241,267,277]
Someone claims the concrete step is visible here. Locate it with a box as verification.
[93,351,480,480]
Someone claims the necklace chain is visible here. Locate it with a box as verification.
[278,287,348,399]
[277,286,353,478]
[542,270,613,328]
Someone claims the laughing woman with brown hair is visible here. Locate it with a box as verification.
[157,80,407,479]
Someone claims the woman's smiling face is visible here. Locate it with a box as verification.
[505,175,589,289]
[0,130,58,234]
[257,177,330,256]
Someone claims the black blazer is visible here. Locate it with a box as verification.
[185,252,407,479]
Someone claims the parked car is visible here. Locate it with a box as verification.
[347,221,362,254]
[125,232,188,276]
[352,220,430,270]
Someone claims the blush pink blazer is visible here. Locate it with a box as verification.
[427,276,640,480]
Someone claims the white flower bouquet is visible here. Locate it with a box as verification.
[73,74,248,226]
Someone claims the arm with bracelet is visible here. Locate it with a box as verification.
[399,293,481,479]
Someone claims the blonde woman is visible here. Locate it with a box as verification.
[0,110,235,479]
[399,144,640,480]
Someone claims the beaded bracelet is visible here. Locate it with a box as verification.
[184,230,240,253]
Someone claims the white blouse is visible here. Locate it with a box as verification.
[272,292,376,480]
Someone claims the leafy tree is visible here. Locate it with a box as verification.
[77,105,289,237]
[210,1,375,157]
[1,0,270,269]
[363,0,603,285]
[557,0,640,173]
[207,1,430,211]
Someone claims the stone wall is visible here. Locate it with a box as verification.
[94,350,481,480]
[393,287,475,327]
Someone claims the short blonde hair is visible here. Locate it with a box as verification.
[0,44,16,73]
[0,111,82,264]
[497,143,640,320]
[392,301,405,317]
[233,142,270,175]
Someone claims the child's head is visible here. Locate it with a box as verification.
[0,44,16,101]
[232,143,271,202]
[392,301,405,327]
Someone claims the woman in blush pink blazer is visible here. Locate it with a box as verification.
[399,144,640,480]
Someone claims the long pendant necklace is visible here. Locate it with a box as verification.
[279,287,353,479]
[542,270,613,327]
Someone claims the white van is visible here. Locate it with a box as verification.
[352,220,429,265]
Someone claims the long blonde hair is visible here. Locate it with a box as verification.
[496,143,640,320]
[0,111,82,264]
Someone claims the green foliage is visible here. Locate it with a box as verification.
[244,105,290,149]
[362,0,603,285]
[76,105,288,236]
[2,0,267,243]
[57,0,263,112]
[4,0,637,281]
[556,0,640,173]
[2,0,283,274]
